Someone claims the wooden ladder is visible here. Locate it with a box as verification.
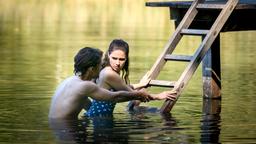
[140,0,238,113]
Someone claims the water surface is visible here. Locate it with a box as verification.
[0,0,255,143]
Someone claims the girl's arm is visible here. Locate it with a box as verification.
[101,69,133,91]
[131,71,151,90]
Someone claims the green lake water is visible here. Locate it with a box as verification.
[0,0,255,143]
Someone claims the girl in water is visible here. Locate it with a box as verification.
[85,39,175,117]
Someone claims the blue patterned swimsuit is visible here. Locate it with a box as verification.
[86,100,116,117]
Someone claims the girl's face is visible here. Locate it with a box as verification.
[109,48,126,73]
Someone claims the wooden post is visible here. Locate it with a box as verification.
[202,35,221,99]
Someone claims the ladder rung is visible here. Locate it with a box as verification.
[181,29,209,35]
[197,3,225,9]
[164,54,192,62]
[149,80,175,88]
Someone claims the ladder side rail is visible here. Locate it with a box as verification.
[141,0,202,82]
[160,0,239,113]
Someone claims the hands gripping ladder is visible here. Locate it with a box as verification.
[140,0,238,113]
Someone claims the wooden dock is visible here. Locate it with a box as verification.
[146,0,256,32]
[142,0,256,113]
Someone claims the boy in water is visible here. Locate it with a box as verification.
[49,47,176,119]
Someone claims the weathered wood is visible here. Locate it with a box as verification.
[146,0,256,9]
[202,35,221,99]
[160,0,238,113]
[146,0,256,32]
[197,3,225,9]
[164,54,192,62]
[149,80,175,87]
[140,0,201,82]
[181,29,209,35]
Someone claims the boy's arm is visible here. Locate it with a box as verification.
[83,81,150,103]
[83,98,92,111]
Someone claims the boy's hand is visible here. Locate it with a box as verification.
[136,88,151,102]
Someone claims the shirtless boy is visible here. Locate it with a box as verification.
[49,47,176,119]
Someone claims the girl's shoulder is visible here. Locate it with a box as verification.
[100,67,119,78]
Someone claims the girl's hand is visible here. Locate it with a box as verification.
[152,90,177,101]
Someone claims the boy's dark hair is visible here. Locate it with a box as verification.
[74,47,103,76]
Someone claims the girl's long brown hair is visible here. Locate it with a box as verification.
[102,39,130,84]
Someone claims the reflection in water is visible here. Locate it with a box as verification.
[126,111,194,143]
[161,113,177,127]
[49,113,182,143]
[49,116,129,143]
[49,119,89,143]
[91,117,129,143]
[200,99,221,144]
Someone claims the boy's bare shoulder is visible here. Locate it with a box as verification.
[76,80,98,94]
